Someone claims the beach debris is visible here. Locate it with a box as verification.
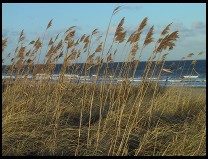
[162,68,173,73]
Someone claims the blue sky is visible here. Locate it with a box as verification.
[2,3,206,64]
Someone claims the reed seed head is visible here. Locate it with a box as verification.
[143,26,154,47]
[46,19,53,30]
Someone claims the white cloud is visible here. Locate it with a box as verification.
[192,21,206,29]
[2,29,9,37]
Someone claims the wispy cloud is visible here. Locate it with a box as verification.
[106,23,151,36]
[155,22,205,40]
[2,29,21,39]
[192,21,206,30]
[2,26,83,43]
[117,21,205,40]
[192,21,206,35]
[123,5,143,11]
[73,18,79,22]
[2,29,9,38]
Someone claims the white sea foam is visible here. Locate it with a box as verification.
[2,75,14,79]
[2,73,206,88]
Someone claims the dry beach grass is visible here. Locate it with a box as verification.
[2,6,206,156]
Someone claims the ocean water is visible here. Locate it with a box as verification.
[2,60,206,87]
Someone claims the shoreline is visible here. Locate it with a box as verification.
[2,79,206,94]
[2,75,206,88]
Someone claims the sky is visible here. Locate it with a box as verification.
[2,3,206,64]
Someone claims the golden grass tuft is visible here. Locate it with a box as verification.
[143,26,154,47]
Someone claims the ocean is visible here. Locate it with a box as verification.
[2,60,206,87]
